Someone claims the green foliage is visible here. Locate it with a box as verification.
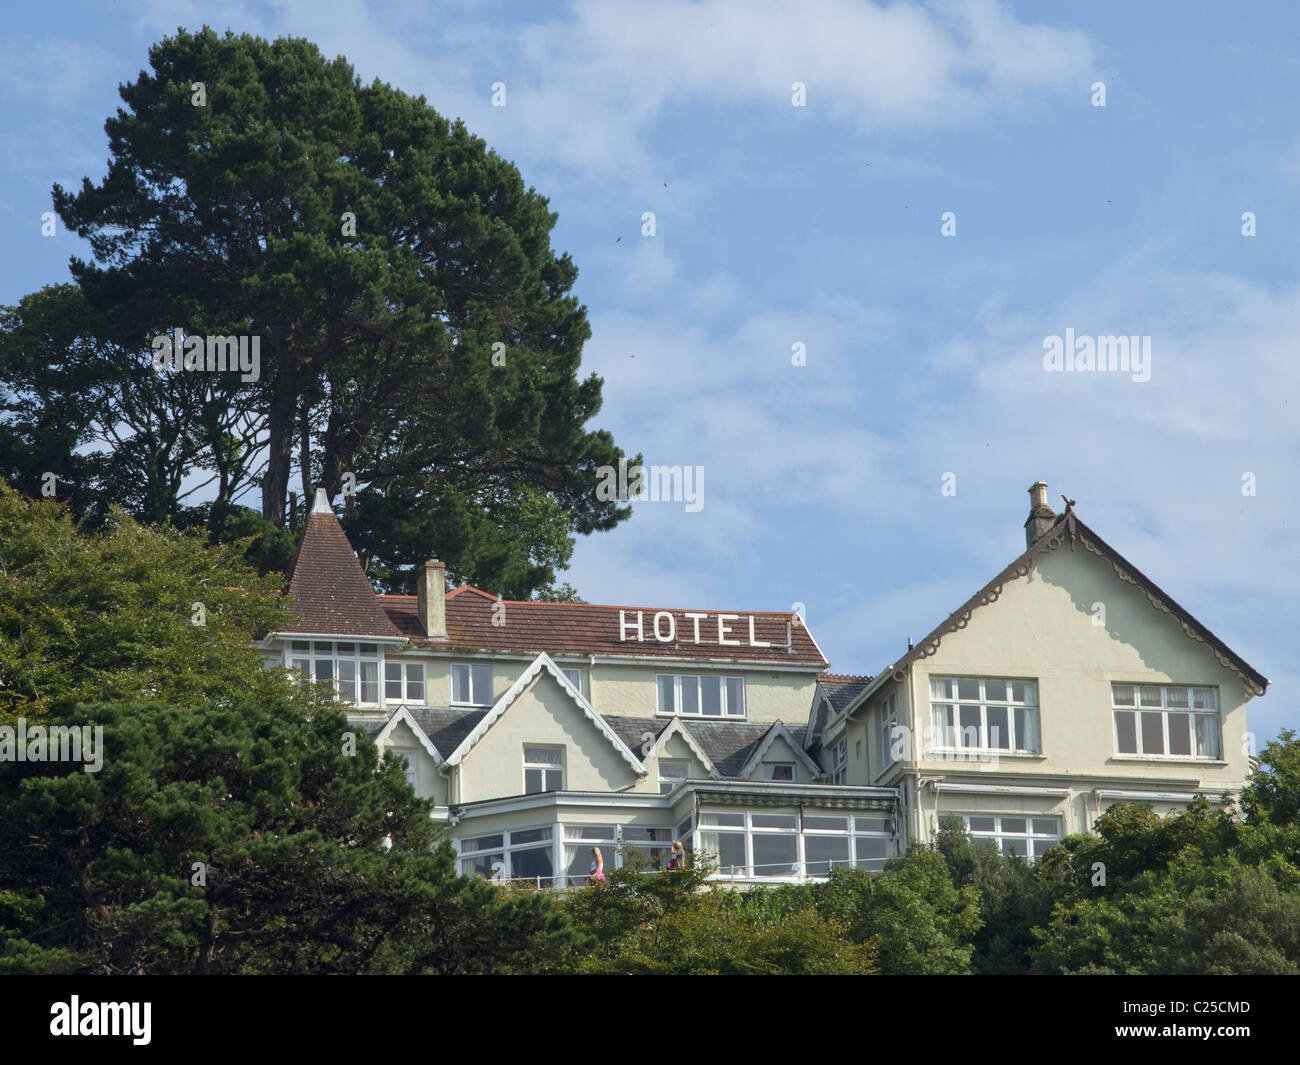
[811,853,980,974]
[0,695,583,974]
[0,480,297,722]
[2,27,635,598]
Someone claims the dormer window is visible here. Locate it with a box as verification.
[762,763,795,782]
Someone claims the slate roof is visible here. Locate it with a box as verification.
[818,674,872,713]
[379,588,826,666]
[602,715,814,778]
[281,495,402,639]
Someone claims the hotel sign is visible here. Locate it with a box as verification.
[619,610,774,647]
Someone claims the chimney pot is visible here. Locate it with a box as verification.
[417,558,447,640]
[1024,480,1056,549]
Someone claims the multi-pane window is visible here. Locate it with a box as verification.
[523,746,564,793]
[930,677,1039,753]
[701,810,898,878]
[290,641,379,704]
[451,661,492,706]
[762,762,795,782]
[459,827,554,882]
[655,674,746,718]
[964,815,1061,860]
[564,824,616,884]
[561,667,584,695]
[830,740,848,784]
[659,759,689,794]
[384,661,425,703]
[389,747,419,790]
[1112,684,1220,759]
[879,692,900,768]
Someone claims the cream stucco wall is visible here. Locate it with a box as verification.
[453,670,643,803]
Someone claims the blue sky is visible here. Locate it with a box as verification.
[2,1,1296,740]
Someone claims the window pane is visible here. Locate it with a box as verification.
[752,813,797,830]
[337,660,356,700]
[984,679,1007,702]
[700,812,744,827]
[406,664,424,701]
[566,846,610,883]
[661,760,688,779]
[701,831,746,873]
[471,664,491,704]
[1014,707,1039,753]
[1112,683,1135,706]
[1001,818,1026,834]
[930,678,953,700]
[336,642,355,654]
[291,640,310,652]
[854,817,891,834]
[461,853,503,878]
[854,836,890,870]
[699,675,722,716]
[681,677,699,715]
[1141,711,1165,755]
[1032,819,1059,836]
[564,825,617,841]
[544,768,563,791]
[1116,711,1138,753]
[968,816,996,833]
[1139,685,1162,707]
[359,643,377,655]
[1168,713,1192,756]
[385,662,402,700]
[725,677,745,716]
[463,834,504,852]
[510,846,553,880]
[932,704,953,746]
[805,835,849,876]
[656,675,675,713]
[957,678,980,700]
[562,668,582,693]
[805,816,848,831]
[359,661,378,702]
[1032,839,1056,857]
[1166,687,1189,709]
[525,746,563,765]
[1002,837,1028,858]
[959,705,982,747]
[1195,715,1221,759]
[510,827,552,845]
[987,705,1010,749]
[452,663,468,702]
[315,659,333,683]
[752,833,798,877]
[1193,688,1217,711]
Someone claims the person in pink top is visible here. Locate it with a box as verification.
[588,847,605,884]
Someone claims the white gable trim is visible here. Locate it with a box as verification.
[443,652,647,774]
[374,706,444,765]
[739,722,823,781]
[646,717,720,779]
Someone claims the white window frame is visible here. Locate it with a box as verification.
[700,809,898,878]
[878,692,900,768]
[1111,684,1220,759]
[451,661,493,707]
[389,746,419,791]
[561,667,584,695]
[523,745,565,794]
[830,740,848,784]
[762,762,795,782]
[962,814,1061,861]
[290,640,380,705]
[659,759,689,794]
[929,677,1040,755]
[654,673,746,719]
[384,660,426,704]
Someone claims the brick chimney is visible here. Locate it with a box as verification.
[416,559,447,639]
[1024,481,1056,549]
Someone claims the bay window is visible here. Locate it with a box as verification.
[290,641,379,705]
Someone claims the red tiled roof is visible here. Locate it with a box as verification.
[281,507,402,638]
[379,588,827,666]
